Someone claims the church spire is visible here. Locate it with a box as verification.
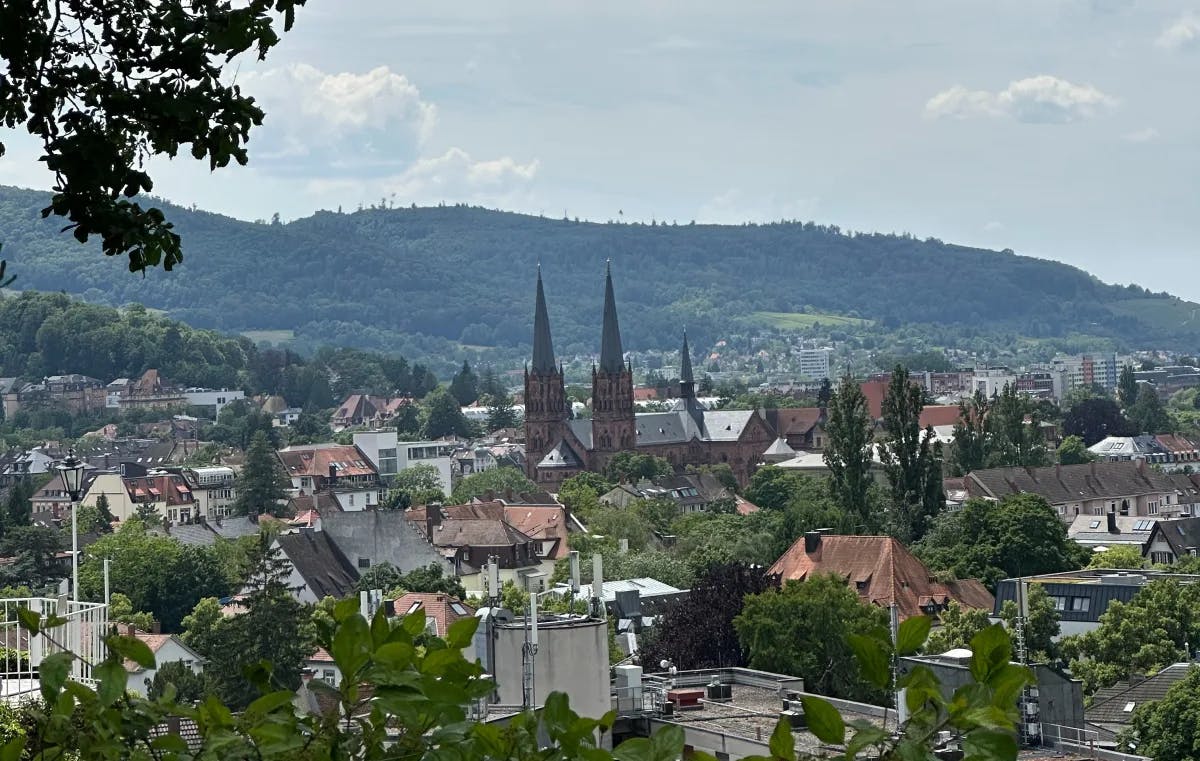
[679,330,695,399]
[531,264,556,374]
[599,260,625,374]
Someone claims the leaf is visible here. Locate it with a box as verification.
[38,651,73,702]
[108,634,155,669]
[613,737,655,761]
[542,691,572,734]
[333,596,360,622]
[245,690,295,718]
[968,625,1011,683]
[768,716,796,761]
[651,724,685,760]
[848,633,891,688]
[15,608,40,636]
[150,734,189,754]
[844,722,889,759]
[962,728,1018,761]
[445,616,479,649]
[93,659,127,706]
[0,738,25,761]
[800,696,845,746]
[895,615,931,656]
[331,611,371,677]
[401,608,427,636]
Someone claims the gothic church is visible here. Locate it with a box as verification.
[523,264,775,487]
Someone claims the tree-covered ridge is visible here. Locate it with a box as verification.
[1,185,1196,358]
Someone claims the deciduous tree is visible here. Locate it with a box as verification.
[450,466,536,505]
[1057,435,1095,465]
[823,375,875,529]
[878,366,943,542]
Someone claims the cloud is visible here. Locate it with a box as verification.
[697,188,819,224]
[924,75,1117,124]
[1122,127,1160,143]
[239,64,437,173]
[1156,14,1200,51]
[383,148,539,203]
[983,221,1005,233]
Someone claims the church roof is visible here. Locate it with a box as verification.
[538,440,584,468]
[680,331,694,384]
[598,261,625,374]
[566,409,759,449]
[531,266,557,374]
[763,437,797,457]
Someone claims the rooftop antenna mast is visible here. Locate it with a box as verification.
[568,550,581,615]
[591,554,605,619]
[522,592,539,708]
[485,555,501,608]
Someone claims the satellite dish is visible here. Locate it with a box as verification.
[660,659,670,669]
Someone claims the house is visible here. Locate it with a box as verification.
[316,510,451,576]
[394,592,475,637]
[1084,664,1198,745]
[181,466,237,520]
[78,464,197,524]
[496,503,572,560]
[273,530,360,603]
[964,460,1184,521]
[599,472,738,516]
[1143,516,1200,565]
[406,502,544,596]
[181,388,245,418]
[276,443,383,511]
[763,408,825,450]
[331,394,412,431]
[352,431,454,492]
[769,531,994,620]
[119,370,186,411]
[122,628,205,696]
[305,647,341,687]
[1067,513,1158,550]
[994,569,1200,637]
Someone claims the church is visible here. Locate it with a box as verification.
[523,264,776,487]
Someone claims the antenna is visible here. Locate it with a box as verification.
[569,550,581,615]
[486,554,501,607]
[522,592,539,708]
[591,554,605,619]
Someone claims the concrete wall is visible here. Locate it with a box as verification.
[491,616,610,721]
[318,511,451,575]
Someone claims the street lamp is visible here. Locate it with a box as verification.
[58,449,86,603]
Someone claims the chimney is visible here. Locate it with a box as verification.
[1055,462,1061,479]
[426,503,443,539]
[328,463,338,487]
[1090,460,1097,476]
[804,531,822,554]
[1107,511,1118,534]
[504,487,514,502]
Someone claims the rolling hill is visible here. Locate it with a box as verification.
[1,185,1196,359]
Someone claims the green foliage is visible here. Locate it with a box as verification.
[0,525,64,590]
[998,584,1060,661]
[1060,578,1200,695]
[878,366,944,542]
[823,375,875,529]
[449,360,479,406]
[986,383,1049,468]
[1128,384,1174,435]
[1063,397,1133,446]
[286,408,332,446]
[233,430,290,517]
[557,472,613,514]
[1120,664,1200,761]
[379,563,466,600]
[1118,364,1139,409]
[915,494,1088,590]
[384,463,446,509]
[147,660,207,704]
[450,466,536,505]
[734,573,891,702]
[109,592,156,632]
[604,452,672,484]
[744,466,808,512]
[924,601,992,654]
[79,520,231,631]
[1057,434,1095,465]
[1087,544,1145,569]
[420,386,476,439]
[210,398,279,450]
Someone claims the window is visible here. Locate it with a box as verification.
[1148,500,1159,515]
[1151,551,1174,565]
[379,448,397,474]
[357,557,371,569]
[1089,520,1101,529]
[1070,597,1091,612]
[1123,702,1135,713]
[348,494,354,506]
[323,669,335,683]
[1051,596,1067,611]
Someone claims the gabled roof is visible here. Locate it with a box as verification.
[965,461,1175,505]
[1144,516,1200,558]
[503,505,570,559]
[1086,663,1195,729]
[538,440,583,469]
[766,407,823,436]
[1067,513,1157,546]
[277,444,377,479]
[394,592,475,637]
[763,437,797,457]
[768,534,994,619]
[277,531,359,599]
[407,502,538,549]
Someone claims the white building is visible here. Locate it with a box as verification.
[797,348,832,381]
[353,431,455,493]
[971,368,1017,398]
[183,466,237,519]
[182,388,245,418]
[125,630,205,696]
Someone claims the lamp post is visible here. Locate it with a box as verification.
[58,449,86,603]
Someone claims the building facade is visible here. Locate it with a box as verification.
[524,265,775,487]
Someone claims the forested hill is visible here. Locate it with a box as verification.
[1,184,1197,355]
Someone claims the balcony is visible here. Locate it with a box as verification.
[0,597,109,702]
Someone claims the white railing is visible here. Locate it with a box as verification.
[0,597,109,701]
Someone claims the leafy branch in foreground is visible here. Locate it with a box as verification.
[6,604,1028,761]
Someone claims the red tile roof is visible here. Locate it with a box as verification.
[277,445,377,479]
[768,534,994,619]
[633,388,659,401]
[918,405,962,429]
[394,593,476,638]
[860,380,888,420]
[768,407,823,435]
[502,505,570,559]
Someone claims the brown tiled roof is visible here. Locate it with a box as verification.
[768,534,994,619]
[393,592,475,637]
[1155,433,1199,453]
[766,407,822,436]
[407,502,536,548]
[124,473,195,507]
[503,505,569,559]
[860,380,888,420]
[918,405,961,429]
[277,445,377,479]
[965,461,1175,505]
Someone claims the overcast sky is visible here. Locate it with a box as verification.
[3,1,1198,299]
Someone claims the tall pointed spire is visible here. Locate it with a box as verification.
[531,264,557,374]
[598,260,625,374]
[680,330,694,384]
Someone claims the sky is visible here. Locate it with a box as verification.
[2,1,1198,299]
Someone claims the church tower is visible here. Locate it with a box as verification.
[591,262,636,462]
[523,266,567,480]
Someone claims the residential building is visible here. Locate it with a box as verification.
[796,348,832,381]
[277,443,383,511]
[181,388,245,418]
[971,368,1017,398]
[524,266,776,488]
[1067,513,1158,550]
[78,463,197,524]
[352,431,454,493]
[331,394,412,431]
[1084,663,1196,746]
[122,628,204,696]
[769,531,994,619]
[406,502,545,595]
[994,569,1200,636]
[181,466,237,519]
[316,510,451,576]
[599,472,739,516]
[1088,434,1200,470]
[394,592,475,638]
[2,375,107,417]
[1143,516,1200,565]
[118,369,186,411]
[763,408,824,450]
[1052,353,1122,394]
[272,530,360,604]
[964,460,1186,521]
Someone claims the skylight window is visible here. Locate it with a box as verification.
[1123,702,1135,712]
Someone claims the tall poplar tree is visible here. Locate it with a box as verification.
[878,366,943,542]
[823,375,876,531]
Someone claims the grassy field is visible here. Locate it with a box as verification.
[753,310,873,329]
[241,329,295,344]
